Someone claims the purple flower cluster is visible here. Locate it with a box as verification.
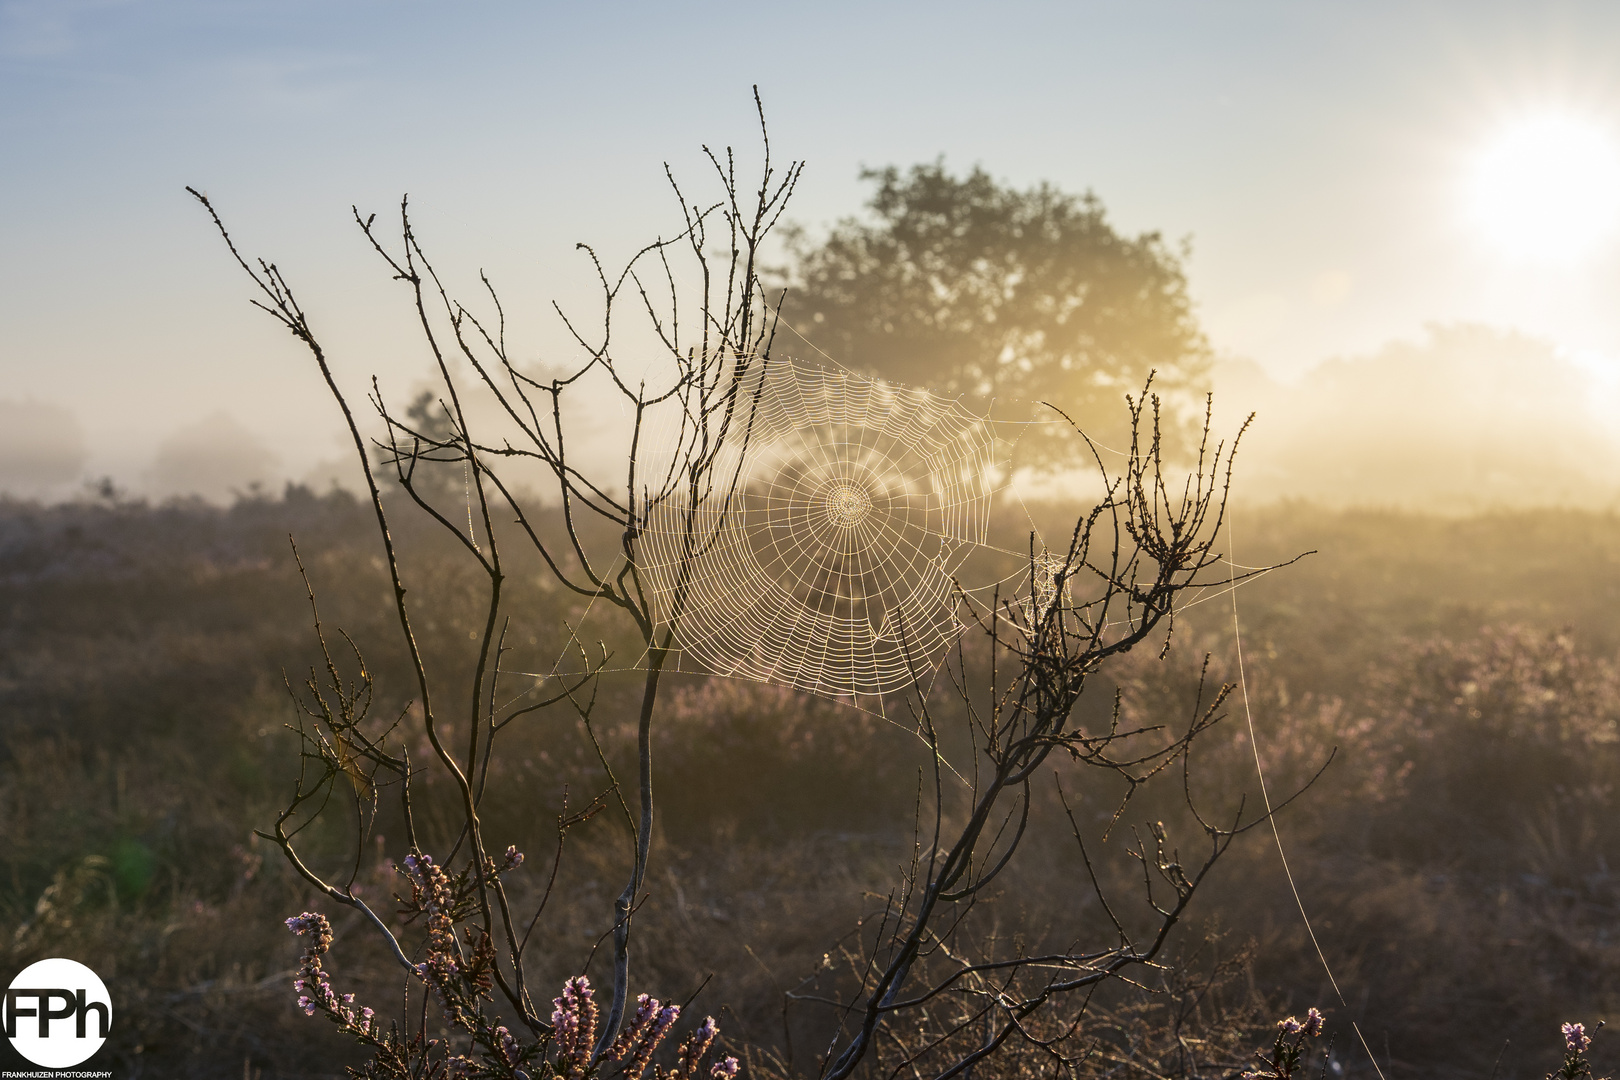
[673,1016,719,1079]
[1277,1008,1324,1039]
[1554,1021,1606,1080]
[550,976,598,1077]
[658,1012,738,1080]
[285,911,332,950]
[669,1015,738,1080]
[285,911,374,1035]
[1245,1006,1326,1080]
[492,1024,521,1068]
[286,911,335,1018]
[603,990,681,1077]
[403,852,461,1012]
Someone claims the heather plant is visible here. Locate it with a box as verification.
[1241,1008,1324,1080]
[9,486,1620,1075]
[1552,1022,1609,1080]
[1086,611,1620,1079]
[287,907,733,1080]
[1232,1014,1612,1080]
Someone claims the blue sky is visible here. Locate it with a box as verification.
[5,0,1620,495]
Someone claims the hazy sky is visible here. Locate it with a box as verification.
[5,0,1620,495]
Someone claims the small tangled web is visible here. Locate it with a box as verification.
[638,358,995,701]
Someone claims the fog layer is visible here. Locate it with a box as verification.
[1211,324,1620,510]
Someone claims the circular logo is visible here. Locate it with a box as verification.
[6,958,111,1068]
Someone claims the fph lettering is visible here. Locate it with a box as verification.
[4,988,110,1039]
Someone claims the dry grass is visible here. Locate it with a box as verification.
[3,493,1620,1077]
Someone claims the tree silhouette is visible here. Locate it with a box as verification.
[777,162,1210,462]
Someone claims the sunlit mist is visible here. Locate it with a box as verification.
[1464,113,1620,262]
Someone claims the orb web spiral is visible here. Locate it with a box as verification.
[638,358,994,701]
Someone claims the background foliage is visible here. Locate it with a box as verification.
[775,163,1210,461]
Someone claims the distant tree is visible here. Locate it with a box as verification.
[777,162,1211,462]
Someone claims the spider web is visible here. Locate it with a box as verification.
[636,357,995,709]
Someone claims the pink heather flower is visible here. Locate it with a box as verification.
[1304,1008,1324,1038]
[284,910,376,1035]
[710,1057,739,1080]
[502,845,524,870]
[1565,1022,1591,1054]
[679,1016,721,1077]
[556,1010,579,1053]
[643,1005,681,1069]
[608,994,660,1063]
[551,976,599,1074]
[401,852,464,1014]
[1279,1016,1303,1036]
[494,1025,520,1066]
[285,912,334,951]
[286,912,344,1020]
[599,990,685,1077]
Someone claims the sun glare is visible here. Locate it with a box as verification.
[1464,113,1620,262]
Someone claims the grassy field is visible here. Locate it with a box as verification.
[1,489,1616,1078]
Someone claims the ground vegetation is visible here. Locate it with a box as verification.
[3,492,1619,1077]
